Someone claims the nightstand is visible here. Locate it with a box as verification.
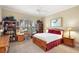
[63,37,75,47]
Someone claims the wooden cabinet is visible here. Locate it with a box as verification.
[63,37,74,47]
[0,36,10,53]
[36,20,43,33]
[17,35,25,42]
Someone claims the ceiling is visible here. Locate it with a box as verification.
[2,5,76,16]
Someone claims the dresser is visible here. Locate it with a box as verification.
[0,36,10,53]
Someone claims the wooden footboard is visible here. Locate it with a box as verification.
[32,37,47,51]
[47,39,62,50]
[32,37,62,51]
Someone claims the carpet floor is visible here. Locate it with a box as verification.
[8,39,79,53]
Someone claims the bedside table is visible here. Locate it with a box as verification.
[63,37,75,47]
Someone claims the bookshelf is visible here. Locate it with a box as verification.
[3,16,16,42]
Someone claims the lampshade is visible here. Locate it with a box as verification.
[46,29,48,32]
[67,27,72,31]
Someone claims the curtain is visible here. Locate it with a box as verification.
[19,19,37,35]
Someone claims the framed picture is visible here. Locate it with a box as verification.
[51,17,62,27]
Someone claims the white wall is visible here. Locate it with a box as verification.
[44,6,79,42]
[0,7,2,21]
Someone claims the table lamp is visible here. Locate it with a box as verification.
[67,27,72,39]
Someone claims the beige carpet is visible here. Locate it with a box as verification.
[9,39,79,53]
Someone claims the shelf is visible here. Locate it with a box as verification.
[3,16,16,42]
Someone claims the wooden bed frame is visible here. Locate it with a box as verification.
[32,36,63,51]
[32,28,64,51]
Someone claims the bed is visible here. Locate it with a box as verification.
[32,28,64,51]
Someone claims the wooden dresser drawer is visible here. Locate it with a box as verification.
[0,35,9,53]
[0,47,6,53]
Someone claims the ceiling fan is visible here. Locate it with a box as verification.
[36,7,49,16]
